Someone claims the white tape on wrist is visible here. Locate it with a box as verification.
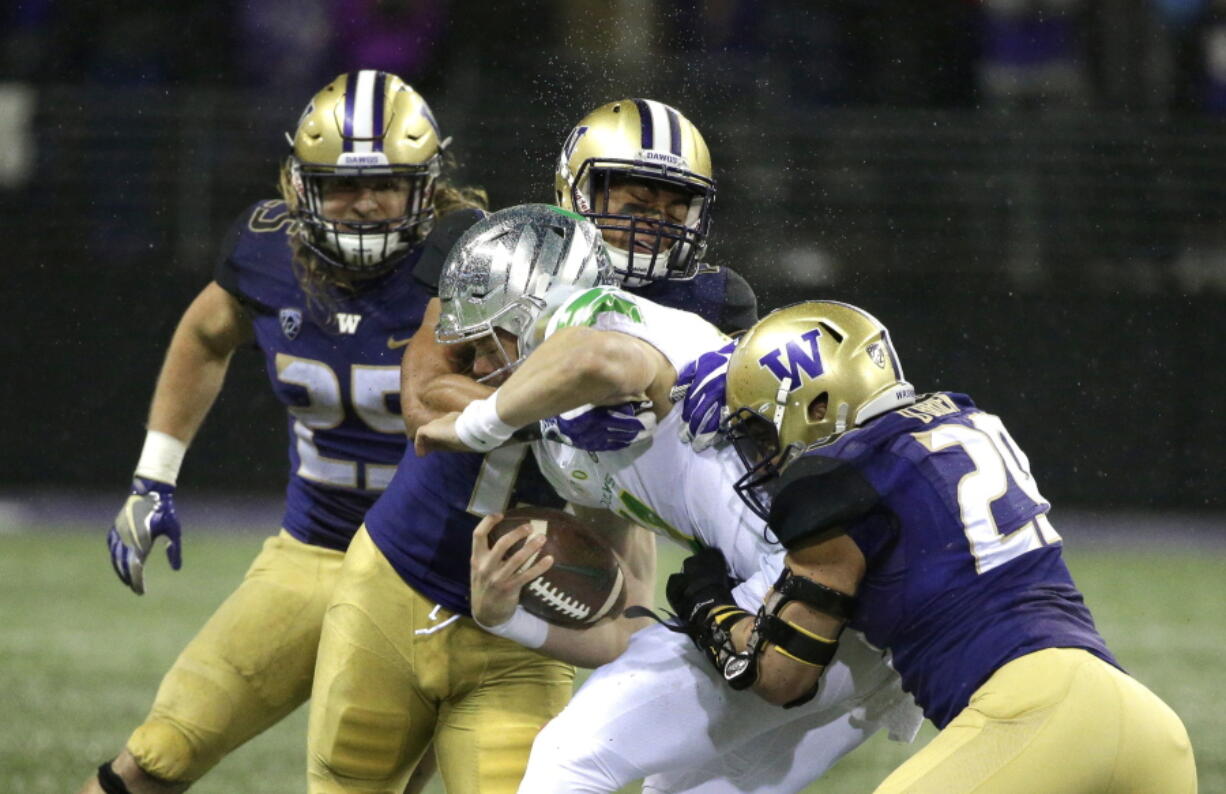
[134,429,188,485]
[454,392,518,452]
[476,606,549,649]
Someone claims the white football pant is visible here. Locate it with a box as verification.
[519,570,923,793]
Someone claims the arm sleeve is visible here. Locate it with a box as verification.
[718,267,759,333]
[412,208,488,294]
[768,455,881,549]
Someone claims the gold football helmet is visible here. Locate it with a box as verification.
[723,301,915,518]
[284,70,443,273]
[555,99,715,284]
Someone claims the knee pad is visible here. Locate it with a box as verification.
[127,719,205,784]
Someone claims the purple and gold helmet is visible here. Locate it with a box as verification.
[555,99,715,285]
[284,70,443,273]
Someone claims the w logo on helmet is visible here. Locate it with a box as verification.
[758,328,823,389]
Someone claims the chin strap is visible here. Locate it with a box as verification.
[97,761,135,794]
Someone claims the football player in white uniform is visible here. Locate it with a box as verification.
[416,265,923,793]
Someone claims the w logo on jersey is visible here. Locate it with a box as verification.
[335,313,362,334]
[758,328,823,389]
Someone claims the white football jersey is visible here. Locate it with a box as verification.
[531,286,784,584]
[521,287,926,794]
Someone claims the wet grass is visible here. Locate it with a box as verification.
[1,528,1219,792]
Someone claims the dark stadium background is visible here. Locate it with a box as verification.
[4,1,1225,514]
[1,3,1223,793]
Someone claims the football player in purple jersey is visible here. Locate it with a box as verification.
[400,97,757,436]
[81,71,486,794]
[670,300,1196,792]
[304,102,762,794]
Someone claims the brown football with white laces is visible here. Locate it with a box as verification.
[488,507,626,629]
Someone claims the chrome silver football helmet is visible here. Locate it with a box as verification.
[436,204,616,380]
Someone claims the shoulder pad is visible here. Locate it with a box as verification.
[718,267,759,332]
[768,453,881,549]
[412,208,488,293]
[547,286,644,333]
[214,200,290,299]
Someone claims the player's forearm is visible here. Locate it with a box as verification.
[542,611,653,668]
[496,327,656,427]
[741,539,864,706]
[405,371,493,432]
[401,299,488,432]
[146,330,233,444]
[145,284,245,444]
[746,620,827,707]
[544,556,662,666]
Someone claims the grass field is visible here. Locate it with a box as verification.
[2,526,1221,792]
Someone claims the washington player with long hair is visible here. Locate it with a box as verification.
[80,71,485,794]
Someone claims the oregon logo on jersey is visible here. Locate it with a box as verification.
[550,286,643,332]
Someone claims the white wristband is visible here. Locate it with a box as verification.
[454,392,518,452]
[476,606,549,649]
[134,429,188,485]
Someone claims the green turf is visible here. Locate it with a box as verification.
[1,529,1220,792]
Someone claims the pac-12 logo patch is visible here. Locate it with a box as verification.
[866,341,888,369]
[758,328,823,389]
[279,308,303,340]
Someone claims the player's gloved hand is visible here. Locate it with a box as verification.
[666,547,751,677]
[667,546,738,624]
[540,401,657,452]
[107,476,182,595]
[673,341,736,451]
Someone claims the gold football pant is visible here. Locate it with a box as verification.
[874,647,1196,793]
[307,526,574,794]
[126,530,343,782]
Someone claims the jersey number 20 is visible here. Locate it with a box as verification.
[913,412,1061,574]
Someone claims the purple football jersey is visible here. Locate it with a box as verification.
[215,200,431,550]
[776,392,1117,727]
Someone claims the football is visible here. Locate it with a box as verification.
[488,507,626,629]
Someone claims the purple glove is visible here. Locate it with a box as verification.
[541,401,656,451]
[107,476,182,595]
[674,340,737,451]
